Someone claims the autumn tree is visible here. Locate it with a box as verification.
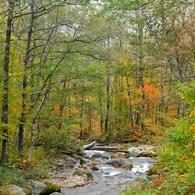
[1,0,15,166]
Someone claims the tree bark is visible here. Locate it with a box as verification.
[79,92,84,137]
[1,0,14,166]
[105,72,110,137]
[27,89,49,168]
[18,0,35,155]
[126,78,134,128]
[137,9,145,132]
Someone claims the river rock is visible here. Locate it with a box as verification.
[147,174,159,180]
[125,163,133,170]
[111,152,125,158]
[91,166,99,171]
[80,158,90,165]
[39,182,61,195]
[91,153,109,159]
[0,184,26,195]
[106,158,124,168]
[63,154,77,164]
[127,145,156,157]
[55,159,65,167]
[73,169,94,181]
[30,180,47,195]
[55,155,76,170]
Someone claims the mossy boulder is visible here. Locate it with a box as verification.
[30,180,47,195]
[39,183,61,195]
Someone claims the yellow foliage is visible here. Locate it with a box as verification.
[190,124,195,133]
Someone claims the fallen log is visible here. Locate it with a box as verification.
[83,141,96,150]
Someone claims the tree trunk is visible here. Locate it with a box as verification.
[87,98,92,135]
[27,89,49,168]
[18,0,35,155]
[79,92,84,137]
[99,96,104,132]
[137,9,145,132]
[1,0,14,166]
[58,81,68,130]
[105,73,110,137]
[126,78,134,128]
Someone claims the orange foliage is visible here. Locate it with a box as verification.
[128,124,142,138]
[167,105,178,118]
[12,107,17,112]
[53,104,61,116]
[138,83,159,101]
[92,119,101,132]
[134,130,142,137]
[150,175,166,189]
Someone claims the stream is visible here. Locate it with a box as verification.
[60,144,157,195]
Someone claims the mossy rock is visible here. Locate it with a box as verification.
[23,188,30,195]
[39,183,61,195]
[123,153,133,158]
[73,169,94,181]
[147,166,159,176]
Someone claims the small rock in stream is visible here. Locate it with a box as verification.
[80,158,90,165]
[91,166,99,171]
[91,153,109,159]
[111,152,125,159]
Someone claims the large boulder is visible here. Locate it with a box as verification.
[30,181,61,195]
[0,184,26,195]
[30,180,47,195]
[39,183,61,195]
[106,159,124,168]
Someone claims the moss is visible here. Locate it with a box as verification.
[147,166,159,176]
[23,188,30,195]
[39,183,61,195]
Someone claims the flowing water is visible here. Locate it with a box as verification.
[61,148,156,195]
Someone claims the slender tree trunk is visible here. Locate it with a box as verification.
[99,96,104,132]
[79,92,84,137]
[27,89,49,168]
[1,0,14,166]
[140,70,145,132]
[58,81,68,130]
[87,99,92,135]
[126,78,134,128]
[18,0,35,154]
[137,10,145,132]
[105,73,110,137]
